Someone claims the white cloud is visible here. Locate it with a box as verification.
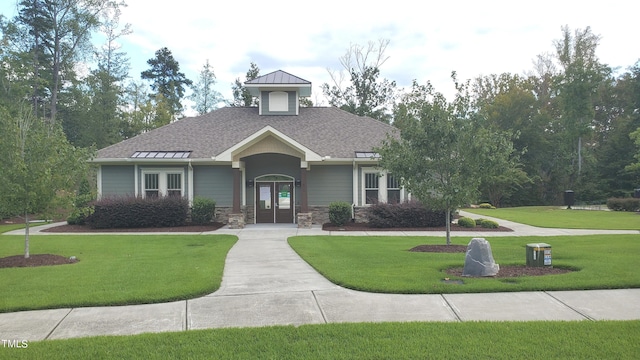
[2,0,638,114]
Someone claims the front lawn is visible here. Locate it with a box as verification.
[465,206,640,230]
[0,235,237,312]
[288,235,640,293]
[7,321,639,359]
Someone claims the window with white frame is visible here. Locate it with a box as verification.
[269,91,288,112]
[142,170,184,198]
[387,174,401,203]
[364,172,379,204]
[361,169,404,205]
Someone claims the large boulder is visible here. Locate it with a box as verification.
[462,238,500,277]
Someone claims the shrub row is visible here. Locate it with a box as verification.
[87,196,189,229]
[366,201,447,228]
[456,217,500,229]
[606,198,640,212]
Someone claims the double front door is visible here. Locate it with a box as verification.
[256,182,293,223]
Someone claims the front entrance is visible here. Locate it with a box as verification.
[256,181,294,223]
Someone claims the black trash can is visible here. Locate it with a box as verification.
[564,190,575,209]
[634,189,640,198]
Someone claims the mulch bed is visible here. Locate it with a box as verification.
[409,244,573,278]
[0,254,78,269]
[322,222,513,232]
[42,222,225,233]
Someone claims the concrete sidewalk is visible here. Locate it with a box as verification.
[1,219,639,341]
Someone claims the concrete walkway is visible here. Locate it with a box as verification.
[1,214,639,341]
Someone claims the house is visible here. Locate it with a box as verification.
[93,70,405,228]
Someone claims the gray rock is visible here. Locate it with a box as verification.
[462,238,499,277]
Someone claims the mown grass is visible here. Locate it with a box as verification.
[465,206,640,229]
[0,235,237,312]
[0,223,27,233]
[5,321,639,359]
[288,234,640,293]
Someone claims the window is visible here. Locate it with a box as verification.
[144,174,159,197]
[364,172,379,204]
[387,174,401,203]
[167,173,182,197]
[269,91,288,112]
[142,170,183,198]
[361,169,405,205]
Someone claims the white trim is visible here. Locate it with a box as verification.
[97,166,103,199]
[134,164,139,197]
[140,168,186,198]
[188,161,194,204]
[268,91,288,112]
[216,126,323,162]
[360,168,406,205]
[352,161,358,206]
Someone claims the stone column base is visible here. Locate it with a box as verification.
[297,212,312,229]
[228,213,245,229]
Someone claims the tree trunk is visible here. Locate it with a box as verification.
[24,212,30,259]
[445,207,451,245]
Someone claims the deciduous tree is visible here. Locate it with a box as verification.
[189,59,222,114]
[322,39,397,123]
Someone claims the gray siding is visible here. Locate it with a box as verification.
[260,91,297,115]
[307,165,353,206]
[193,166,233,206]
[101,165,135,196]
[244,153,301,205]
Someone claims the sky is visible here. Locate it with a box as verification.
[1,0,639,116]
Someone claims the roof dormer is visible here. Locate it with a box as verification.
[245,70,311,116]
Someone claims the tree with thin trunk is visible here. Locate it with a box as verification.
[0,104,91,258]
[189,60,222,115]
[376,76,511,245]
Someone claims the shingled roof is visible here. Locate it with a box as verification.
[96,107,397,160]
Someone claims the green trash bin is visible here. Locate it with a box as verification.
[526,243,552,267]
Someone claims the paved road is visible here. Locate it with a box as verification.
[1,215,639,340]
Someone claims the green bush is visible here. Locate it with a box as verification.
[480,219,499,228]
[366,201,448,228]
[67,207,94,225]
[606,198,640,212]
[457,217,476,228]
[329,201,352,226]
[478,203,495,209]
[86,196,189,229]
[191,197,216,224]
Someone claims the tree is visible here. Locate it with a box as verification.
[189,59,222,115]
[229,62,259,106]
[13,0,123,125]
[376,77,490,245]
[322,39,397,123]
[554,26,609,184]
[141,47,192,117]
[0,104,91,258]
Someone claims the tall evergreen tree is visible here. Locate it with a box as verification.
[229,62,259,106]
[141,47,192,117]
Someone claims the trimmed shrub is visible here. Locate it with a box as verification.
[478,203,495,209]
[367,201,447,228]
[329,201,352,226]
[479,219,499,228]
[191,197,216,224]
[86,196,189,229]
[457,217,476,228]
[606,198,640,212]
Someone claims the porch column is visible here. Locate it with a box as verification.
[232,167,241,213]
[300,162,308,213]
